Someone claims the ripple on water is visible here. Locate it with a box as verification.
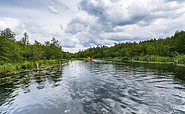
[1,61,185,114]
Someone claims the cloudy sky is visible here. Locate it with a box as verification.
[0,0,185,52]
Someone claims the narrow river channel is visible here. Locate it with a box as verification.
[0,60,185,114]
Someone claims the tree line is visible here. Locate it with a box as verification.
[1,28,185,64]
[74,30,185,59]
[0,28,71,65]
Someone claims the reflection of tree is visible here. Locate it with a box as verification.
[0,88,14,106]
[0,65,64,107]
[0,70,33,105]
[32,66,63,89]
[126,62,185,91]
[86,61,116,76]
[35,71,46,83]
[88,61,185,86]
[173,66,185,83]
[0,75,17,106]
[115,61,185,84]
[47,66,63,87]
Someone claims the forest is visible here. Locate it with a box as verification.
[0,28,72,73]
[1,28,185,68]
[0,28,71,65]
[74,30,185,64]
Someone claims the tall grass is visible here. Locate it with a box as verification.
[0,61,35,73]
[129,55,185,64]
[174,55,185,64]
[0,63,17,72]
[133,55,173,63]
[0,59,68,73]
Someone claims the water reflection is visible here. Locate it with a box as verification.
[0,66,64,112]
[0,60,185,114]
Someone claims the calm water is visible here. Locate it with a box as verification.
[0,60,185,114]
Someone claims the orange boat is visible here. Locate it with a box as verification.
[87,56,93,62]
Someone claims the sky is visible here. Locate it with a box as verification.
[0,0,185,53]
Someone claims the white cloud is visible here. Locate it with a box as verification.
[48,6,59,14]
[50,0,69,10]
[0,18,24,37]
[0,18,21,29]
[64,0,185,50]
[1,0,185,53]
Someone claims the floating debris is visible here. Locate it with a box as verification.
[64,110,71,113]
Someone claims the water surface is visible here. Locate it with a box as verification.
[0,60,185,114]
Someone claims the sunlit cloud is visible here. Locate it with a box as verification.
[0,0,185,52]
[48,6,59,14]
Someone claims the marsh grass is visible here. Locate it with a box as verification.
[0,59,68,74]
[174,55,185,64]
[133,55,173,63]
[98,55,185,66]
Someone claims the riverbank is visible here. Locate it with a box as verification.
[1,59,185,113]
[0,59,69,75]
[93,55,185,67]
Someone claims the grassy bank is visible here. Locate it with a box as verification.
[73,58,87,60]
[97,55,185,67]
[0,59,69,90]
[0,59,69,75]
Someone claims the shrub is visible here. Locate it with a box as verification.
[121,57,129,61]
[174,55,185,64]
[20,61,34,69]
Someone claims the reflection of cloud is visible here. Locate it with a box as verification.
[48,6,59,14]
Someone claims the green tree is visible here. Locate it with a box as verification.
[174,31,185,54]
[0,28,22,64]
[20,32,29,45]
[0,28,15,40]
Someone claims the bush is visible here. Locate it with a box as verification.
[133,55,173,63]
[174,55,185,64]
[0,59,69,74]
[121,56,129,61]
[0,63,17,72]
[156,56,173,62]
[20,61,34,69]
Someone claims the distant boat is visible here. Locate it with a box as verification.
[87,56,93,60]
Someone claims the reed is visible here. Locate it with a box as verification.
[0,59,68,74]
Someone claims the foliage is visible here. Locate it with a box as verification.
[74,30,185,63]
[0,59,69,74]
[0,28,72,65]
[0,28,22,64]
[174,55,185,64]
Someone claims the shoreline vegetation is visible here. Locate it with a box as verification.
[1,27,185,97]
[0,28,72,75]
[74,30,185,68]
[100,55,185,67]
[75,54,185,67]
[1,28,185,76]
[0,59,70,91]
[0,59,69,75]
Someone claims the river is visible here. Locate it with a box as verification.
[0,60,185,114]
